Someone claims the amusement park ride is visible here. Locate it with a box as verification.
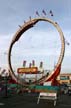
[7,16,65,87]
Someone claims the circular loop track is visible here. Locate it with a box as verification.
[8,17,65,85]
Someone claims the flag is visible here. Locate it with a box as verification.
[42,9,46,15]
[29,16,31,20]
[29,63,32,67]
[40,61,43,68]
[36,11,40,16]
[24,20,26,23]
[65,40,70,45]
[18,25,22,28]
[32,60,35,67]
[49,10,53,16]
[50,10,52,14]
[51,13,53,16]
[23,60,26,67]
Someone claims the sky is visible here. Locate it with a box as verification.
[0,0,71,73]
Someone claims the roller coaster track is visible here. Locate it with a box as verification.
[8,17,65,86]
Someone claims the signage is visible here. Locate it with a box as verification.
[17,67,38,74]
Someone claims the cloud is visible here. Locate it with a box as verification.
[0,34,13,52]
[0,0,71,72]
[1,27,70,58]
[11,29,61,57]
[0,0,71,34]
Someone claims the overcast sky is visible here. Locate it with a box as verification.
[0,0,71,73]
